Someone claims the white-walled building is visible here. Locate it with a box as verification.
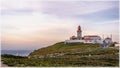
[64,25,112,44]
[83,35,103,44]
[104,37,113,44]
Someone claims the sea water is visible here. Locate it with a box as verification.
[1,50,33,56]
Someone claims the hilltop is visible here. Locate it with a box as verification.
[1,42,119,66]
[29,42,118,58]
[29,42,99,56]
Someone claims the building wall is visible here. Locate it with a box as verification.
[84,39,103,44]
[77,30,82,39]
[115,43,119,47]
[105,39,112,44]
[65,40,84,44]
[84,36,101,40]
[64,39,103,44]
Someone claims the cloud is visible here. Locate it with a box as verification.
[1,1,118,17]
[1,0,119,50]
[76,7,119,22]
[1,12,79,44]
[41,1,118,18]
[1,0,42,15]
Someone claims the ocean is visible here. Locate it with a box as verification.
[1,50,33,56]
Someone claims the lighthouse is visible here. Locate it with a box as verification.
[77,25,82,39]
[65,25,114,44]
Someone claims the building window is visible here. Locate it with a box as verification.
[89,40,91,42]
[94,40,97,43]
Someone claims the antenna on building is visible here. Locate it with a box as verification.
[107,35,109,38]
[102,34,104,39]
[110,34,112,40]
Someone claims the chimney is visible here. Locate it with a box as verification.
[110,34,112,40]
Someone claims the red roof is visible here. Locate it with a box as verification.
[84,35,100,40]
[72,35,76,38]
[70,35,77,40]
[105,37,112,40]
[84,35,100,37]
[84,37,92,40]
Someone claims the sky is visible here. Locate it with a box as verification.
[1,0,119,50]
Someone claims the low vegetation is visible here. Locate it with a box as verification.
[1,42,119,67]
[29,42,100,56]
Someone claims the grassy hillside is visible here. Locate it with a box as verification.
[1,42,119,67]
[29,42,100,56]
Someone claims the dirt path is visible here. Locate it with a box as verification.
[1,61,8,67]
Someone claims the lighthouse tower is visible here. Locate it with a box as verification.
[77,25,82,40]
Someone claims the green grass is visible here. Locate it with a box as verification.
[1,54,119,67]
[29,42,100,56]
[1,42,119,67]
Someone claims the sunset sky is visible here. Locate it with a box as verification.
[1,0,119,50]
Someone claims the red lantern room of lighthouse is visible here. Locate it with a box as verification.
[78,25,81,31]
[77,25,82,39]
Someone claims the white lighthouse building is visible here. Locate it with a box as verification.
[64,25,113,44]
[77,25,82,40]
